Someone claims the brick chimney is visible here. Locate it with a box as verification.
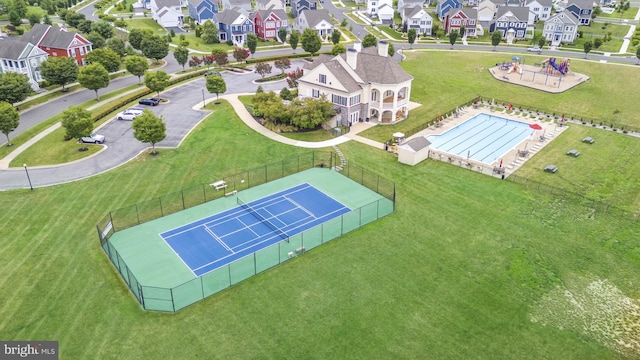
[378,40,389,57]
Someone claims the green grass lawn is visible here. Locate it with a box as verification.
[361,51,640,144]
[579,23,631,38]
[596,6,639,20]
[124,18,168,34]
[26,6,46,18]
[1,99,640,358]
[3,51,640,359]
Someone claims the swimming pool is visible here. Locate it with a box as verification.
[427,113,535,165]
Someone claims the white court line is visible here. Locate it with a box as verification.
[158,235,197,277]
[204,225,232,252]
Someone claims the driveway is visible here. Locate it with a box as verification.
[0,61,307,190]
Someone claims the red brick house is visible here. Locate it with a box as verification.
[252,9,289,41]
[443,8,477,37]
[22,24,93,66]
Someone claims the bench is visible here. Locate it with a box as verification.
[295,246,305,254]
[210,180,227,191]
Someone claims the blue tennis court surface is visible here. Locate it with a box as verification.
[161,183,351,276]
[427,113,534,164]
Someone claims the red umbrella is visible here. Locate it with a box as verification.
[529,123,542,130]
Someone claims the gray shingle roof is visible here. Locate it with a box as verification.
[525,0,552,7]
[0,39,31,60]
[547,11,579,24]
[568,0,592,9]
[254,8,287,20]
[154,0,180,9]
[404,137,431,152]
[404,5,425,18]
[301,9,332,27]
[216,9,241,24]
[352,46,413,84]
[496,6,529,21]
[22,23,50,46]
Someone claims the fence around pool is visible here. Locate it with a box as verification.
[96,151,396,312]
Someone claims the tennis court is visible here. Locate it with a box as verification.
[427,113,534,164]
[161,183,350,276]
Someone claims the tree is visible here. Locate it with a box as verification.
[200,20,219,44]
[538,36,546,48]
[124,55,149,84]
[40,57,78,92]
[289,30,300,53]
[189,55,203,68]
[65,11,85,27]
[254,62,272,78]
[460,25,466,39]
[583,40,593,58]
[408,28,417,49]
[212,49,228,66]
[278,27,287,43]
[388,43,395,57]
[86,31,106,48]
[77,19,93,34]
[448,30,459,49]
[593,37,603,49]
[78,63,109,100]
[289,97,335,129]
[202,54,215,68]
[331,29,341,45]
[91,20,114,39]
[247,33,258,57]
[27,12,41,26]
[61,106,93,149]
[274,58,290,74]
[173,46,189,70]
[0,101,19,146]
[144,70,170,98]
[13,0,27,18]
[85,48,121,73]
[129,28,154,50]
[206,75,226,99]
[301,28,322,55]
[362,34,377,48]
[340,18,347,27]
[491,31,501,51]
[43,14,52,25]
[279,87,293,101]
[233,47,250,63]
[0,72,32,106]
[132,111,166,154]
[331,44,346,55]
[637,47,640,64]
[141,35,169,63]
[9,10,21,26]
[107,37,126,58]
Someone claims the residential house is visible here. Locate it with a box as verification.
[188,0,219,24]
[255,0,285,10]
[565,0,592,25]
[291,0,318,17]
[217,9,254,46]
[22,24,92,66]
[367,0,393,22]
[402,6,434,35]
[397,0,422,9]
[476,0,498,30]
[463,0,479,6]
[253,9,289,40]
[489,6,531,39]
[220,0,252,11]
[0,38,48,90]
[525,0,552,21]
[542,11,579,46]
[436,0,462,20]
[295,9,334,41]
[150,0,184,27]
[377,3,396,24]
[444,8,478,36]
[298,41,413,125]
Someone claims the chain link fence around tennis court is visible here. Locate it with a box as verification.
[96,151,395,312]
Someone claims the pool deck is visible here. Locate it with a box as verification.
[407,106,568,177]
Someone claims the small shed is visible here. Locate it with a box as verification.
[397,136,431,165]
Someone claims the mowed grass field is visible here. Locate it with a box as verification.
[1,54,640,358]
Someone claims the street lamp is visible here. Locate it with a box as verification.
[202,88,206,109]
[23,163,33,191]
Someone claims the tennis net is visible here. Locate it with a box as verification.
[237,197,288,240]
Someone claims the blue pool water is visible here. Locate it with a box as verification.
[427,113,535,164]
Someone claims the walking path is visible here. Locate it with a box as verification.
[618,8,640,54]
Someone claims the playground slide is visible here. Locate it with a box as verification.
[507,66,515,74]
[548,58,566,75]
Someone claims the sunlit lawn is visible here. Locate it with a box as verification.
[1,100,640,359]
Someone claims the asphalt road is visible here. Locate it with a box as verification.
[0,61,306,190]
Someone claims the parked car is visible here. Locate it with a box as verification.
[527,45,541,53]
[204,70,221,77]
[81,132,105,144]
[116,110,141,121]
[139,98,159,106]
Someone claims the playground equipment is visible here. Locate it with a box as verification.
[505,56,523,74]
[541,57,570,76]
